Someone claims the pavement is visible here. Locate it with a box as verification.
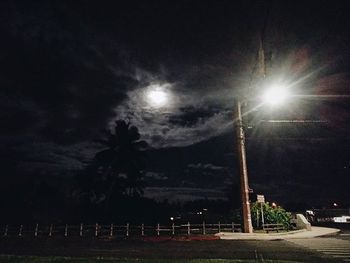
[216,226,341,240]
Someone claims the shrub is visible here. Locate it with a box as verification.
[251,202,292,230]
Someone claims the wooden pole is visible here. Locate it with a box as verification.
[110,224,114,237]
[4,225,8,236]
[95,223,98,237]
[80,223,83,237]
[34,223,39,237]
[49,224,53,237]
[126,223,129,237]
[156,223,160,236]
[18,225,23,237]
[234,99,253,233]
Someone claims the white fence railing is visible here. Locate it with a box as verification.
[1,222,241,237]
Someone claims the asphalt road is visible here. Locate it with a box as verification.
[288,224,350,262]
[315,222,350,241]
[338,229,350,241]
[1,223,350,262]
[289,237,350,262]
[0,237,343,262]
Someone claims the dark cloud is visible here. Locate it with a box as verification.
[144,171,168,181]
[187,163,225,171]
[143,187,227,203]
[3,0,349,148]
[1,0,350,206]
[0,94,44,135]
[168,105,223,126]
[1,0,142,145]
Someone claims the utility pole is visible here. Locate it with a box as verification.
[234,99,253,233]
[258,38,266,78]
[235,11,268,233]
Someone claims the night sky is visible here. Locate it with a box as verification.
[1,0,350,209]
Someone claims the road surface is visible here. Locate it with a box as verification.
[0,237,344,262]
[1,223,349,262]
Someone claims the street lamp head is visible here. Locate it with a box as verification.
[262,85,289,106]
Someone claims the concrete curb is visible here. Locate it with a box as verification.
[215,226,341,240]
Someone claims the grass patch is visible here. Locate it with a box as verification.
[0,255,303,263]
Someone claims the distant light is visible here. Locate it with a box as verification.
[333,202,338,207]
[271,202,277,208]
[262,85,289,106]
[147,89,168,107]
[170,217,174,221]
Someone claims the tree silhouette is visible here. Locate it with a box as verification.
[76,120,148,211]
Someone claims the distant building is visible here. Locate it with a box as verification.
[333,215,350,223]
[306,208,350,223]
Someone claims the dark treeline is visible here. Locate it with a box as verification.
[0,180,235,225]
[0,120,315,225]
[0,120,236,225]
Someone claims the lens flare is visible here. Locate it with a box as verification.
[263,86,289,106]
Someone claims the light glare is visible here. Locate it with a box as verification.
[263,86,289,106]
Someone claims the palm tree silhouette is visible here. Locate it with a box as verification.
[79,120,148,210]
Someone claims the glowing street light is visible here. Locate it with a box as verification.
[262,85,289,106]
[234,30,294,233]
[235,84,291,233]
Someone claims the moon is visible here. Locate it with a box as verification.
[146,86,169,107]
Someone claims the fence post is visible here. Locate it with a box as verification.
[187,222,190,236]
[218,221,221,232]
[80,223,83,237]
[64,224,68,237]
[34,223,39,237]
[110,224,114,237]
[172,222,175,236]
[18,225,23,237]
[202,221,206,235]
[126,223,129,237]
[4,225,8,236]
[156,223,160,236]
[141,224,144,236]
[95,223,98,237]
[232,222,235,232]
[49,224,53,237]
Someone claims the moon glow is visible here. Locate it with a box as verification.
[146,86,169,107]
